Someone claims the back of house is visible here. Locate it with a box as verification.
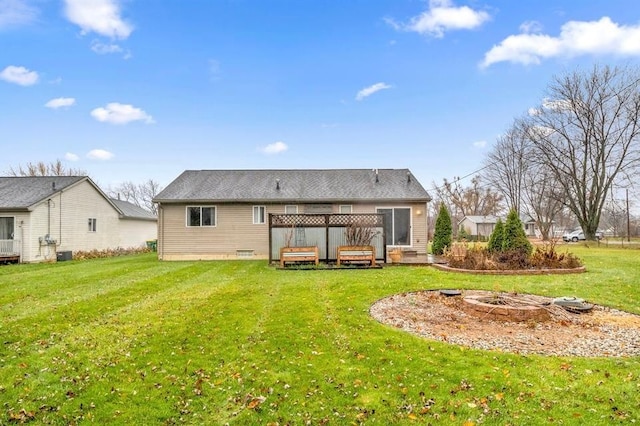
[153,169,431,261]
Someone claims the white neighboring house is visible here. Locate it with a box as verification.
[458,215,500,239]
[0,176,157,263]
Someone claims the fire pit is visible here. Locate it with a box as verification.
[462,293,551,322]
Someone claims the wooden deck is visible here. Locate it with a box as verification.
[0,254,20,264]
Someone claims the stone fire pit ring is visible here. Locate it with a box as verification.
[462,293,551,322]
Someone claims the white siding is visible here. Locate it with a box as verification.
[15,180,157,263]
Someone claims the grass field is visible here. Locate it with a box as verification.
[1,246,639,425]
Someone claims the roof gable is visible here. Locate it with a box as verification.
[154,169,431,203]
[0,176,86,210]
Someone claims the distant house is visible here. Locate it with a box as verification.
[153,169,431,261]
[458,215,500,239]
[0,176,157,263]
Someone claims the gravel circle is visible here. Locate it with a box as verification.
[370,290,640,357]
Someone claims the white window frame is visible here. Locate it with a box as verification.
[339,205,352,214]
[186,206,217,227]
[284,205,298,214]
[253,205,266,224]
[88,218,97,232]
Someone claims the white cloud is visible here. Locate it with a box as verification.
[473,140,487,148]
[0,65,38,86]
[90,102,154,125]
[91,40,122,54]
[481,17,640,68]
[261,141,288,155]
[64,0,132,39]
[356,82,392,101]
[388,0,490,38]
[65,152,80,161]
[87,149,114,160]
[0,0,39,29]
[45,97,76,109]
[519,20,543,34]
[90,40,131,58]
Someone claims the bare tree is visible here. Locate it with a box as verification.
[432,175,504,235]
[108,179,162,214]
[524,65,640,240]
[6,159,87,176]
[521,163,566,240]
[483,120,567,240]
[483,120,529,213]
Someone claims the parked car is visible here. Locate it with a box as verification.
[562,229,603,242]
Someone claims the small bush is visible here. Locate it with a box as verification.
[502,209,532,256]
[529,242,583,269]
[72,246,151,261]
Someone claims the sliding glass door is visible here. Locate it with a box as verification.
[377,208,411,246]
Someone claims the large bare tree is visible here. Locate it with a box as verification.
[525,65,640,240]
[108,179,162,214]
[483,120,528,213]
[483,120,565,240]
[6,159,87,176]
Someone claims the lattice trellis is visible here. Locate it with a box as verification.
[328,214,383,227]
[269,213,387,263]
[270,213,384,228]
[270,214,327,227]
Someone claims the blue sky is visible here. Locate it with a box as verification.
[2,0,640,192]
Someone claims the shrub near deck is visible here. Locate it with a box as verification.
[0,250,639,424]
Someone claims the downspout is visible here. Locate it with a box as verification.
[159,204,164,260]
[59,191,63,246]
[47,199,51,236]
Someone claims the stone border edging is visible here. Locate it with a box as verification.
[431,263,586,275]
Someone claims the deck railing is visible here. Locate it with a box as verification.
[0,239,20,255]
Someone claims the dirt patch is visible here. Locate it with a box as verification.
[370,290,640,357]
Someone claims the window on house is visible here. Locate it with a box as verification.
[253,206,266,224]
[284,205,298,214]
[0,217,15,239]
[187,206,216,227]
[377,207,411,246]
[339,205,352,213]
[88,218,97,232]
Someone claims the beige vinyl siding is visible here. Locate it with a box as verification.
[159,203,271,260]
[158,201,429,260]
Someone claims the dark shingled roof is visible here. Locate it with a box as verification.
[154,169,431,203]
[110,198,157,221]
[0,176,86,210]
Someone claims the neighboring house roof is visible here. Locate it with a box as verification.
[0,176,157,221]
[0,176,86,211]
[110,198,157,221]
[154,169,431,203]
[460,215,501,225]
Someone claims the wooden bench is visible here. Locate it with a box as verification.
[337,246,375,267]
[280,246,319,267]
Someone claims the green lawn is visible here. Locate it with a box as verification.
[1,247,639,425]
